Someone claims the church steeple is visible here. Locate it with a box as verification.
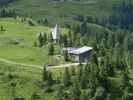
[51,24,60,43]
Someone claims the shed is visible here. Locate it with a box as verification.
[69,46,93,63]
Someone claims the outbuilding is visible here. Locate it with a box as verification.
[62,46,93,63]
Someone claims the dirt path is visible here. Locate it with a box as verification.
[46,63,80,70]
[0,57,82,70]
[0,57,42,69]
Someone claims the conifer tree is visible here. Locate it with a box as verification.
[78,64,83,80]
[38,33,44,47]
[10,81,17,100]
[71,66,76,76]
[0,25,4,31]
[63,68,71,87]
[48,43,54,55]
[56,85,64,100]
[42,65,48,81]
[71,81,81,100]
[63,35,68,47]
[43,33,47,45]
[80,71,88,89]
[64,49,69,61]
[120,72,130,90]
[47,71,54,86]
[93,87,106,100]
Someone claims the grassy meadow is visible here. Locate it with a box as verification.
[0,18,68,65]
[0,60,57,100]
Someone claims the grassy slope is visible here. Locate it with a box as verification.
[0,57,65,100]
[7,0,122,25]
[0,18,113,66]
[0,18,68,65]
[0,61,53,100]
[0,60,124,100]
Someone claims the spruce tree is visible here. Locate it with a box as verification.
[47,71,54,86]
[10,81,17,100]
[80,72,88,89]
[38,33,44,47]
[93,87,106,100]
[43,33,47,45]
[64,49,69,61]
[71,81,81,100]
[63,35,68,47]
[56,85,64,100]
[0,25,4,31]
[42,65,48,81]
[120,72,130,90]
[78,65,83,80]
[63,68,71,87]
[48,43,54,55]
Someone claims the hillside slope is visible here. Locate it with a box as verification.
[6,0,121,24]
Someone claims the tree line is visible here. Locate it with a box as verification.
[0,7,16,17]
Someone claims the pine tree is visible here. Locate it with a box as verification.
[43,18,48,26]
[93,87,106,100]
[49,32,53,43]
[0,25,4,31]
[80,72,88,89]
[80,21,87,35]
[91,52,99,66]
[98,66,109,91]
[88,88,95,99]
[120,72,130,90]
[63,35,68,47]
[71,66,76,76]
[56,85,64,100]
[78,65,83,80]
[43,33,47,45]
[64,49,69,61]
[42,65,48,81]
[47,71,54,86]
[10,81,17,100]
[71,81,81,100]
[38,33,44,47]
[63,68,71,87]
[68,30,73,47]
[48,43,54,55]
[105,55,115,77]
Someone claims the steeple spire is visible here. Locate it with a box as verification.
[51,24,60,43]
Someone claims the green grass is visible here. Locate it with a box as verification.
[0,18,68,65]
[0,57,65,100]
[0,60,40,100]
[0,60,52,100]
